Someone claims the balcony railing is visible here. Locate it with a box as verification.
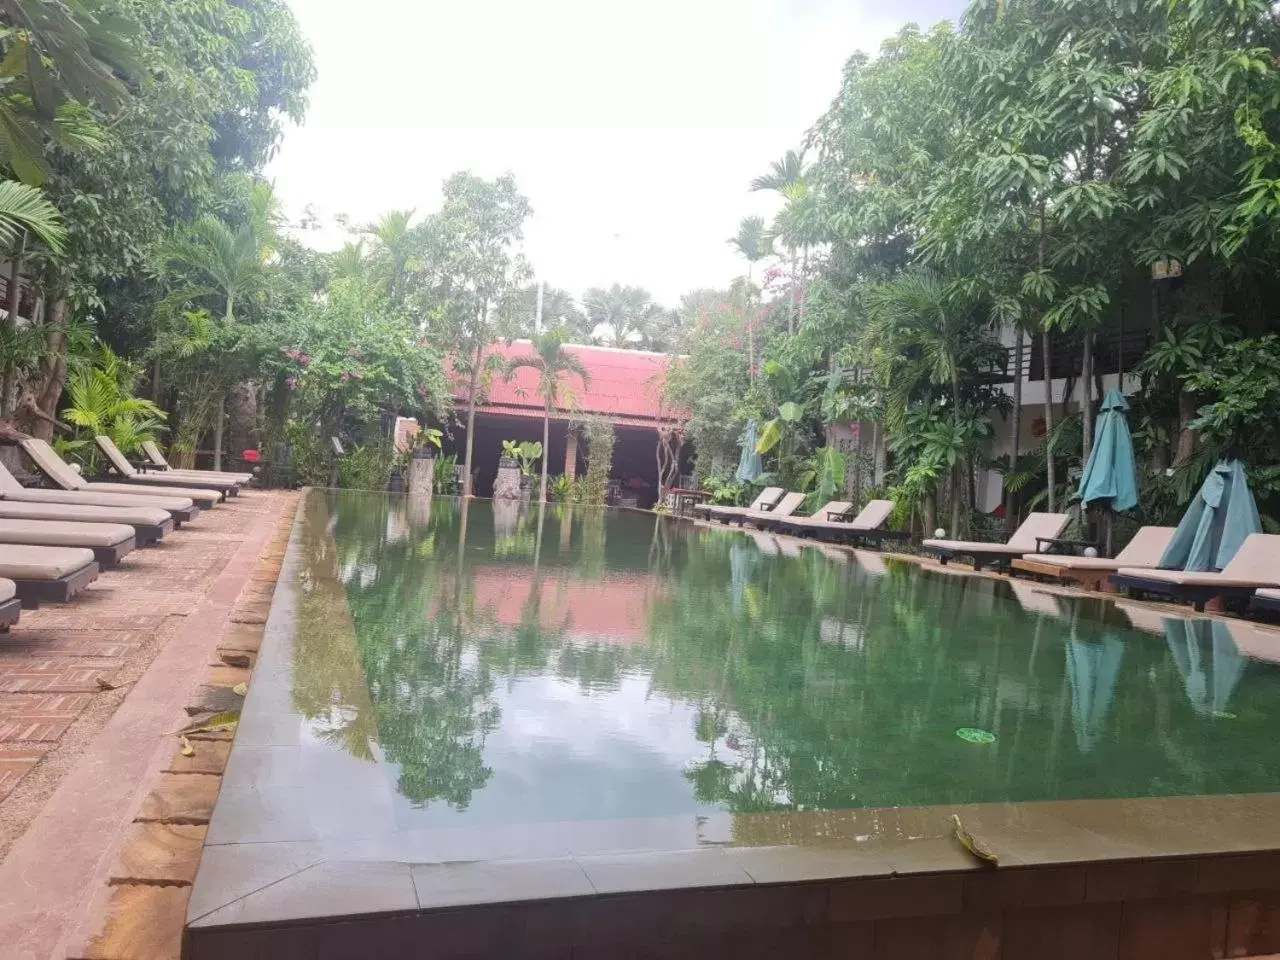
[980,329,1151,383]
[0,275,36,320]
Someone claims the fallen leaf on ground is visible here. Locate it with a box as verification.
[952,814,999,866]
[177,709,241,735]
[179,736,195,757]
[232,682,247,696]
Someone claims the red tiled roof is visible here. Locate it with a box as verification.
[451,342,684,425]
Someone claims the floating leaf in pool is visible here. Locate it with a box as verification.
[1212,710,1237,720]
[956,727,996,744]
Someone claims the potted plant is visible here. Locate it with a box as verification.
[499,439,521,470]
[515,440,542,497]
[412,428,443,459]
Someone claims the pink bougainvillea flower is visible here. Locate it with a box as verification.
[341,371,351,382]
[285,347,301,360]
[298,354,311,366]
[285,377,298,391]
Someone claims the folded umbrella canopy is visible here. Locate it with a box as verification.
[735,419,763,484]
[1158,459,1261,572]
[1079,388,1139,513]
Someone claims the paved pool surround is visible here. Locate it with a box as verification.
[184,493,1280,959]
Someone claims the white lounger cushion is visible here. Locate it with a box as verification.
[0,577,15,603]
[1116,533,1280,588]
[924,512,1070,553]
[742,492,807,522]
[0,500,170,528]
[1020,526,1177,570]
[22,439,218,504]
[141,440,252,482]
[0,518,133,548]
[0,544,96,580]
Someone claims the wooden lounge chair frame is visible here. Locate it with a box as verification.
[1108,574,1257,613]
[13,561,99,609]
[697,487,785,523]
[757,500,854,533]
[1011,526,1178,592]
[1110,533,1280,612]
[1252,589,1280,617]
[923,513,1071,571]
[0,595,20,631]
[95,436,238,497]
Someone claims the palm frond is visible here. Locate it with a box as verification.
[0,178,65,250]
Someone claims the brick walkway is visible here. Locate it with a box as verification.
[0,489,298,960]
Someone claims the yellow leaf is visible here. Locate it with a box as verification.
[177,709,241,735]
[232,682,247,696]
[952,814,999,867]
[179,736,195,757]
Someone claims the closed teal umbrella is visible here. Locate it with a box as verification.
[1079,389,1139,513]
[1158,459,1261,572]
[735,419,762,483]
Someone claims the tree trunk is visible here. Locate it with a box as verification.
[745,264,755,380]
[1043,327,1056,513]
[2,232,26,419]
[226,380,258,462]
[1006,328,1024,529]
[462,338,483,499]
[1081,332,1095,465]
[212,397,225,471]
[923,493,937,536]
[152,358,162,404]
[1174,390,1197,466]
[788,248,798,336]
[539,397,550,503]
[950,464,962,538]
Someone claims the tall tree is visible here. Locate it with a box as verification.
[417,172,531,499]
[503,325,591,502]
[727,216,771,377]
[582,283,662,348]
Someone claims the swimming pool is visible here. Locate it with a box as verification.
[185,490,1280,957]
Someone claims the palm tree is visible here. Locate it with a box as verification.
[582,284,658,348]
[503,325,591,503]
[728,216,771,377]
[864,269,987,536]
[361,209,416,302]
[750,149,806,193]
[160,201,274,468]
[752,151,809,332]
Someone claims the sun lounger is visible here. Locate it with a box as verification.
[0,518,135,567]
[1252,587,1280,616]
[1012,526,1177,592]
[94,436,238,496]
[22,439,221,509]
[739,491,807,527]
[0,458,197,524]
[1110,532,1280,612]
[0,500,171,546]
[760,499,853,532]
[785,499,908,549]
[922,512,1071,570]
[0,578,20,630]
[698,487,784,523]
[141,440,253,484]
[0,544,98,607]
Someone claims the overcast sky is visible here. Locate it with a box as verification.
[268,0,965,306]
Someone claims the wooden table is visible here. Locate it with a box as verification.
[668,487,710,515]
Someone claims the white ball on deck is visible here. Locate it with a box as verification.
[934,528,947,538]
[1083,546,1098,558]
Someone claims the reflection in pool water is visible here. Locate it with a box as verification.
[292,491,1280,830]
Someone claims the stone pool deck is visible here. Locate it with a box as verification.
[0,488,299,960]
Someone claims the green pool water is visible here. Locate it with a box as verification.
[298,491,1280,828]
